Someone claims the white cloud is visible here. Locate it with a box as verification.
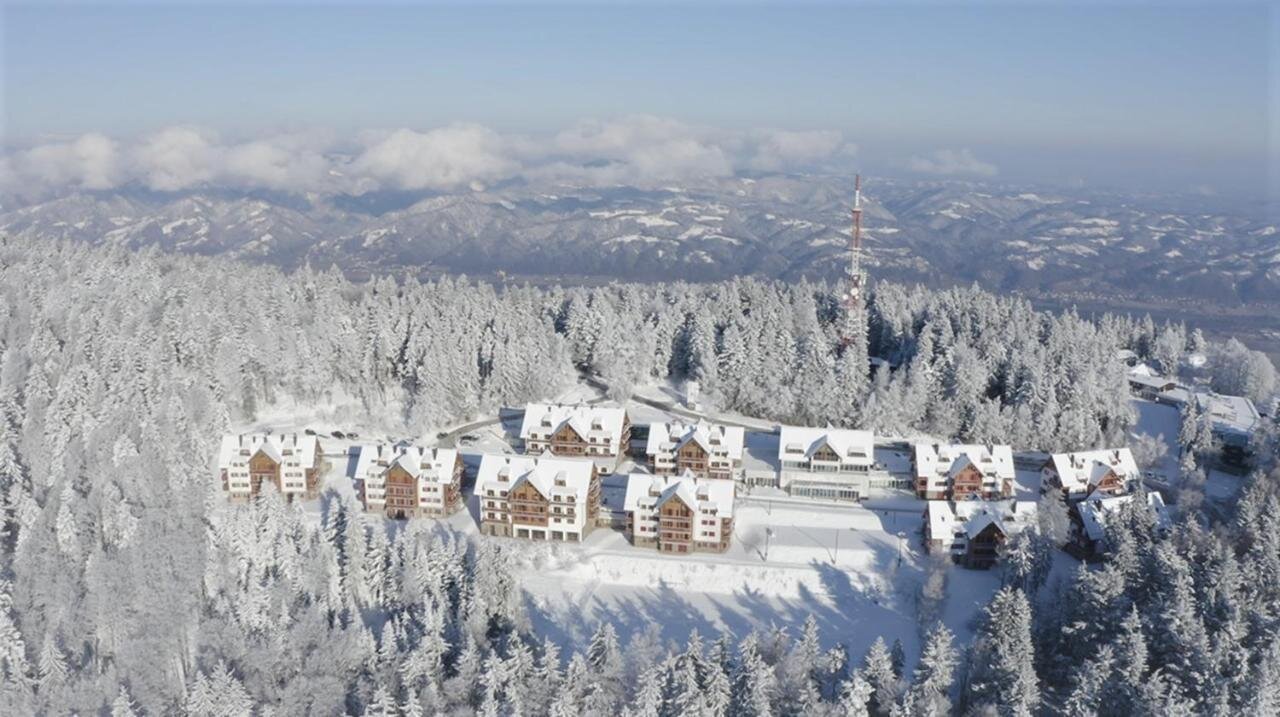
[742,129,851,172]
[135,127,219,191]
[1,118,855,198]
[907,148,998,177]
[349,125,519,191]
[14,133,122,190]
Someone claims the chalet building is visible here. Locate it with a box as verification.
[1126,365,1179,400]
[623,471,735,553]
[776,426,876,501]
[519,403,631,468]
[1159,389,1261,466]
[913,443,1015,500]
[923,499,1037,569]
[1041,448,1139,502]
[474,453,600,542]
[354,443,463,519]
[217,433,323,502]
[1075,491,1170,556]
[645,421,745,481]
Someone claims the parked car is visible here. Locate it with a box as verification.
[304,428,316,436]
[331,430,346,439]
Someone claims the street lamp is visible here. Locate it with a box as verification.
[764,527,774,562]
[896,531,907,567]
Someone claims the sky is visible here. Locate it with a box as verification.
[0,2,1274,198]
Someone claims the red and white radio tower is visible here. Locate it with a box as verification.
[844,174,866,313]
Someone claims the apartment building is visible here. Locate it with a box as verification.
[217,433,323,502]
[645,420,745,481]
[923,499,1037,569]
[354,443,463,519]
[623,471,735,553]
[519,403,631,467]
[913,443,1015,500]
[1041,448,1139,502]
[474,453,601,542]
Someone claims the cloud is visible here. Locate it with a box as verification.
[135,127,219,191]
[0,117,855,198]
[12,133,122,190]
[349,125,520,191]
[907,148,998,177]
[742,129,851,172]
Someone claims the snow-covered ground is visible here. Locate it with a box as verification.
[1130,398,1181,483]
[496,498,1004,668]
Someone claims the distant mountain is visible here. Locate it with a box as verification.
[3,176,1278,303]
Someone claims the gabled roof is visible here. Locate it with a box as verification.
[623,471,735,518]
[913,443,1014,490]
[1078,491,1169,543]
[353,443,459,486]
[218,433,319,470]
[475,453,596,503]
[1045,448,1139,495]
[520,403,629,454]
[926,498,1036,542]
[645,420,745,460]
[777,426,874,463]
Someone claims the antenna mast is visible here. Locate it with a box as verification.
[844,174,866,311]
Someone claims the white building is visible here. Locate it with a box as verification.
[217,433,323,502]
[519,403,631,466]
[623,471,736,553]
[1041,448,1139,502]
[1076,491,1170,554]
[645,420,745,480]
[776,426,876,501]
[924,499,1037,569]
[474,453,600,542]
[912,443,1015,500]
[353,443,463,518]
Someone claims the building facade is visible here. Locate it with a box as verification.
[1074,491,1170,556]
[474,453,601,542]
[519,403,631,466]
[923,499,1036,569]
[645,421,745,481]
[218,433,323,502]
[1041,448,1139,502]
[623,472,735,553]
[913,443,1015,500]
[354,443,463,519]
[776,426,876,501]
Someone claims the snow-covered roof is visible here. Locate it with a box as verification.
[926,499,1037,541]
[1078,491,1169,543]
[1045,448,1139,495]
[913,443,1014,488]
[623,471,735,518]
[777,426,874,463]
[1127,370,1178,391]
[353,443,458,486]
[475,453,596,503]
[645,420,744,459]
[1196,392,1260,442]
[218,433,319,469]
[520,403,628,454]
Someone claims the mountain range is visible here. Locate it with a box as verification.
[3,175,1278,304]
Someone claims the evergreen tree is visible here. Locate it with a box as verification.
[965,587,1038,716]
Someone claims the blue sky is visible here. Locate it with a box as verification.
[1,2,1273,196]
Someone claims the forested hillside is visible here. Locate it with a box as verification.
[0,235,1277,714]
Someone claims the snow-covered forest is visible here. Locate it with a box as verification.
[1,235,1279,715]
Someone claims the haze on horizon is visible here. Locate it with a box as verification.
[2,2,1275,200]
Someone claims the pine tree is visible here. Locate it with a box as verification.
[904,624,956,717]
[965,586,1038,716]
[111,685,139,717]
[837,669,873,717]
[861,636,899,715]
[731,633,777,717]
